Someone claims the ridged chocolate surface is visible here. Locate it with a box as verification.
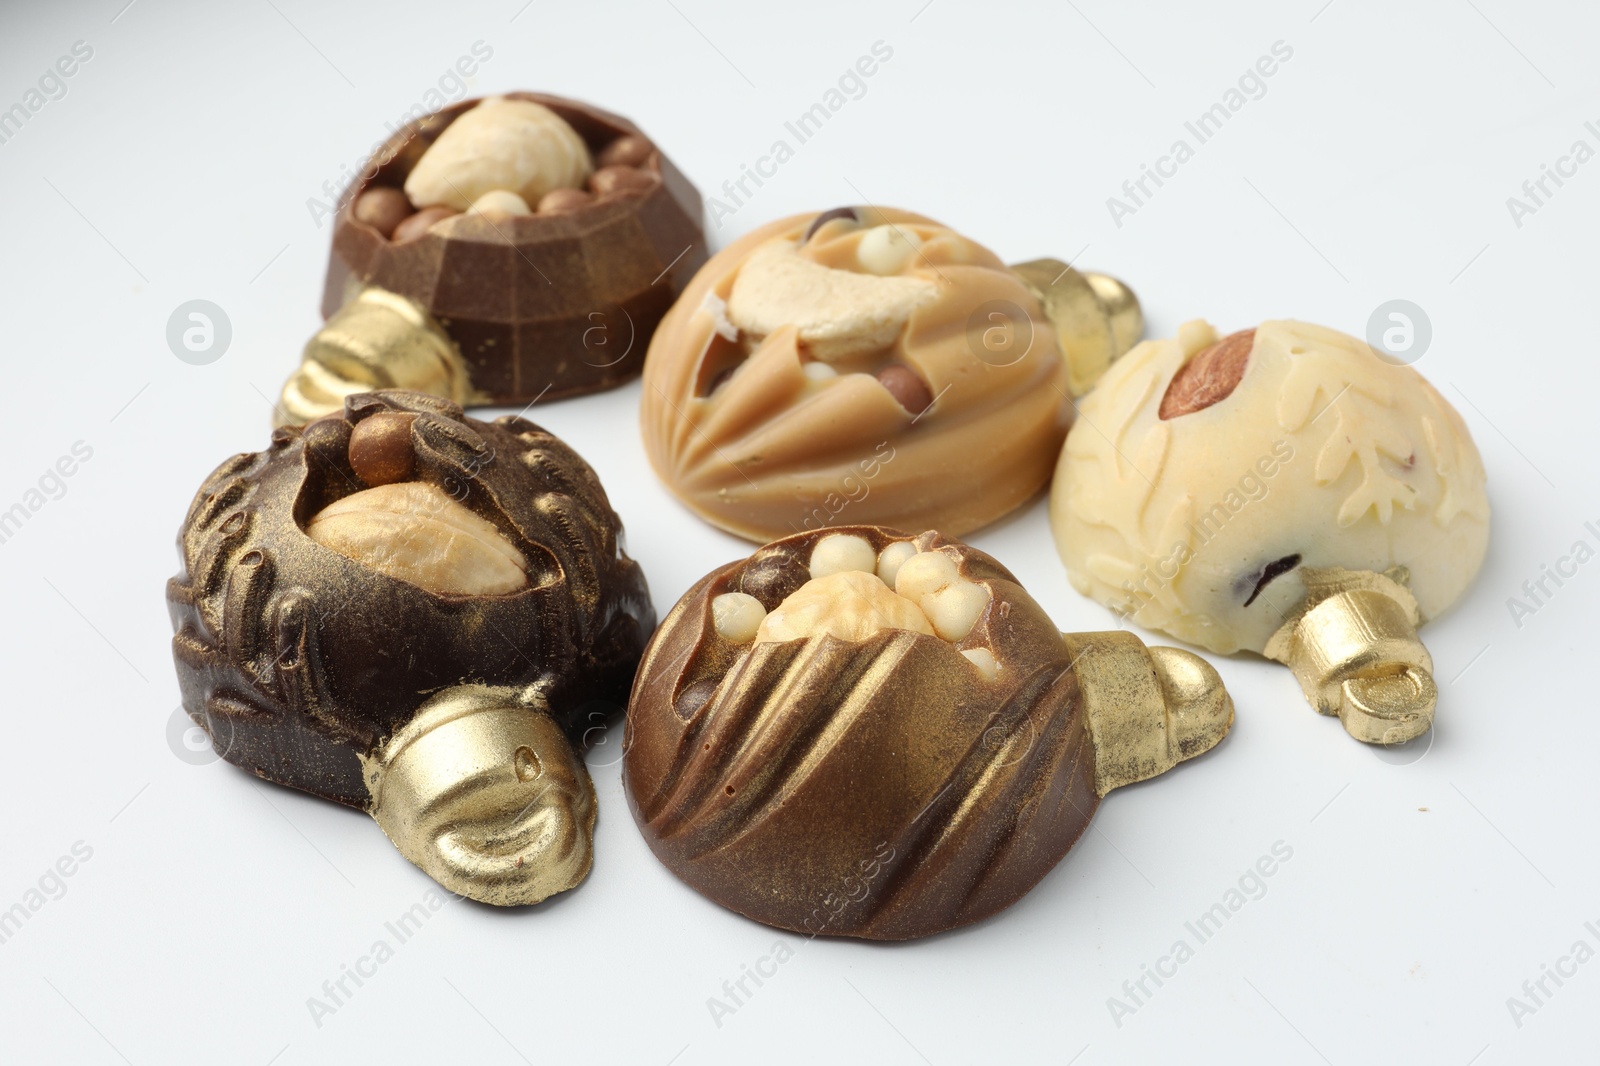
[322,93,707,403]
[623,526,1099,940]
[167,390,654,807]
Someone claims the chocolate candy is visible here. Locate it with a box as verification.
[168,390,655,904]
[352,187,412,240]
[390,205,456,243]
[639,206,1140,541]
[597,134,654,168]
[623,526,1233,939]
[280,93,705,425]
[1052,319,1491,743]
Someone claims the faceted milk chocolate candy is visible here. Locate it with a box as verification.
[639,206,1143,541]
[277,93,706,425]
[1051,320,1491,744]
[167,390,654,904]
[623,527,1233,940]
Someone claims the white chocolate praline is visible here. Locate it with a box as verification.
[725,240,938,362]
[856,224,923,276]
[1050,319,1491,655]
[307,482,528,596]
[876,541,917,587]
[809,533,877,579]
[894,550,991,641]
[404,97,593,212]
[466,189,533,217]
[711,592,767,642]
[755,571,934,643]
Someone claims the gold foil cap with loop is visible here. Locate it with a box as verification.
[1062,630,1234,796]
[360,684,598,906]
[1263,567,1437,745]
[1010,258,1144,396]
[277,286,473,428]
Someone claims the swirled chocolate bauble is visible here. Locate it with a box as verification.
[623,526,1232,940]
[1051,320,1491,743]
[167,390,654,904]
[639,206,1143,541]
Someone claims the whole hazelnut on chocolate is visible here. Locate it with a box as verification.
[624,526,1233,939]
[588,164,658,197]
[597,134,654,168]
[391,205,457,242]
[353,187,413,239]
[1052,319,1491,744]
[168,390,655,904]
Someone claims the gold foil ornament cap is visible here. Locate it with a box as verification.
[1263,567,1436,745]
[361,685,597,906]
[1010,259,1144,396]
[277,286,473,428]
[1062,630,1234,795]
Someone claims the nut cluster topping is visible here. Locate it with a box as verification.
[640,206,1073,542]
[710,533,994,655]
[168,389,655,809]
[351,96,661,243]
[623,525,1106,940]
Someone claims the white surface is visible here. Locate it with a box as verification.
[1,1,1595,1063]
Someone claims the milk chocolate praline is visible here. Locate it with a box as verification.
[324,93,706,404]
[168,390,654,807]
[622,525,1103,941]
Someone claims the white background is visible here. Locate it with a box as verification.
[1,1,1595,1063]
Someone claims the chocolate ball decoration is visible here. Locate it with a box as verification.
[1052,319,1492,744]
[623,526,1234,939]
[167,390,655,904]
[279,93,707,425]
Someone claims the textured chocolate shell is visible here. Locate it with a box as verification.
[622,526,1098,940]
[167,390,654,807]
[322,93,706,403]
